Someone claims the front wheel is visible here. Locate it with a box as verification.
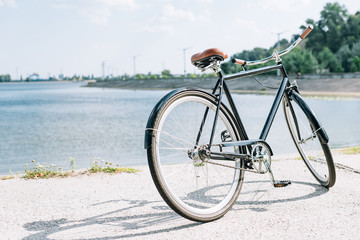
[146,89,244,222]
[283,95,336,187]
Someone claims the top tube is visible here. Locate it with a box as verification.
[233,25,313,66]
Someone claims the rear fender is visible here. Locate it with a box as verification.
[144,87,214,149]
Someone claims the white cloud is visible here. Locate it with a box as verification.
[258,0,311,13]
[197,0,214,3]
[235,18,263,35]
[162,4,197,21]
[80,7,112,25]
[74,0,139,25]
[51,0,77,9]
[143,24,175,33]
[0,0,17,7]
[197,9,211,22]
[161,3,210,22]
[98,0,138,9]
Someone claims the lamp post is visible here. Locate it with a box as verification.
[182,47,191,79]
[101,60,107,80]
[133,55,140,78]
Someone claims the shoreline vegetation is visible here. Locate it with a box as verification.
[1,146,359,181]
[0,158,140,180]
[86,76,360,98]
[1,76,360,98]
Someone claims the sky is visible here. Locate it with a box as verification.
[0,0,359,79]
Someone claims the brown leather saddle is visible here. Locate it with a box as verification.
[191,48,228,69]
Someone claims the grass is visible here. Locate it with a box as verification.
[89,158,140,174]
[23,160,70,179]
[0,170,15,180]
[0,157,140,180]
[340,146,360,155]
[193,161,205,167]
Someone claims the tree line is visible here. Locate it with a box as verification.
[0,74,11,82]
[221,2,360,75]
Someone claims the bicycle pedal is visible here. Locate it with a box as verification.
[273,180,291,188]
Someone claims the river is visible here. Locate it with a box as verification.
[0,82,359,175]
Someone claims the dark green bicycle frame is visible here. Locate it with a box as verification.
[204,63,329,155]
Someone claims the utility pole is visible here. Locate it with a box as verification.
[133,55,140,78]
[101,61,106,80]
[182,47,191,79]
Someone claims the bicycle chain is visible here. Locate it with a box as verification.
[201,159,259,173]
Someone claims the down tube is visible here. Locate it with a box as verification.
[259,77,289,140]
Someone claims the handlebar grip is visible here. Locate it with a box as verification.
[232,58,246,66]
[300,25,314,39]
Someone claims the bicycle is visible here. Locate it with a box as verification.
[144,25,336,222]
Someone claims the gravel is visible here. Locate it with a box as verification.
[1,151,359,240]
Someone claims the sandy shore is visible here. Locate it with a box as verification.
[1,151,359,240]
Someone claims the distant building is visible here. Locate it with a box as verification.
[29,73,40,81]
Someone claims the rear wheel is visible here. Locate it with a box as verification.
[283,96,336,187]
[147,90,244,222]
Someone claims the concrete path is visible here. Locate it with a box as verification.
[1,151,359,239]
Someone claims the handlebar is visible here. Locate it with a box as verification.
[232,25,313,66]
[300,25,313,39]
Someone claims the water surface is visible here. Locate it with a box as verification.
[0,82,358,175]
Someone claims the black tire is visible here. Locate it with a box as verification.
[146,89,244,222]
[283,96,336,187]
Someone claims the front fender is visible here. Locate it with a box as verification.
[290,92,329,144]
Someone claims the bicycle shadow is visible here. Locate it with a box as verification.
[22,180,327,239]
[22,199,200,240]
[235,180,329,212]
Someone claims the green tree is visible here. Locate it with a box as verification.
[161,69,173,78]
[317,46,342,72]
[353,56,360,72]
[349,41,360,71]
[302,18,326,53]
[319,2,348,53]
[343,12,360,46]
[304,3,348,54]
[0,74,11,82]
[336,44,352,72]
[221,3,359,75]
[135,74,145,79]
[283,48,318,74]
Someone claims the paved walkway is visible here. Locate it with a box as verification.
[1,151,359,239]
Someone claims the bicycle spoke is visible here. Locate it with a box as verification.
[148,92,244,221]
[148,128,194,148]
[284,95,335,187]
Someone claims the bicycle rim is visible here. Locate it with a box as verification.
[283,98,334,186]
[149,92,244,221]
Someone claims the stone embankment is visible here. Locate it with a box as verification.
[87,74,360,97]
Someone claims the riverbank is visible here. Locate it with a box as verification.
[1,150,359,239]
[87,77,360,98]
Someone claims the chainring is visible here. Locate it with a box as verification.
[251,142,271,174]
